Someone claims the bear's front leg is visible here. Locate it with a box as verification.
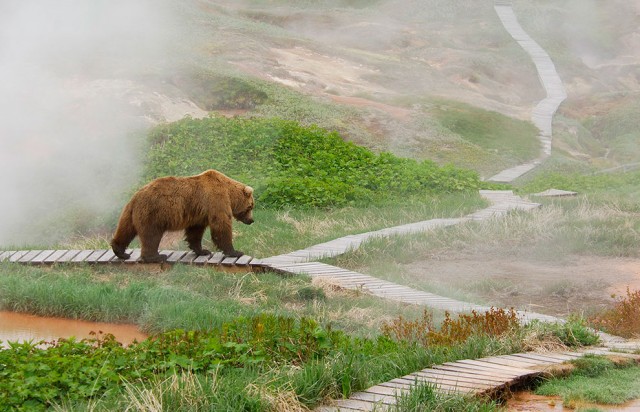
[185,225,212,256]
[210,219,243,257]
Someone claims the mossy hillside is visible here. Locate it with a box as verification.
[144,116,488,208]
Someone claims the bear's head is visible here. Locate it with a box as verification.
[234,185,254,225]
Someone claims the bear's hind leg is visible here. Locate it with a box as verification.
[185,225,211,256]
[139,228,167,263]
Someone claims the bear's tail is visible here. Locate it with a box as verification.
[111,201,136,259]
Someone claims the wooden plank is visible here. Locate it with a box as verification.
[18,250,43,263]
[299,269,356,276]
[509,353,570,364]
[57,250,81,262]
[349,391,396,405]
[479,356,541,369]
[72,249,96,263]
[359,384,407,397]
[42,250,68,264]
[433,364,521,380]
[248,258,264,266]
[235,255,253,266]
[84,250,108,263]
[221,256,239,266]
[207,252,224,265]
[179,252,198,264]
[525,352,582,362]
[0,251,16,262]
[455,359,535,375]
[325,399,378,411]
[124,249,142,263]
[387,377,479,394]
[314,407,359,412]
[560,351,588,359]
[279,262,339,268]
[412,368,509,385]
[192,254,211,265]
[9,251,29,262]
[411,370,507,387]
[488,354,541,366]
[97,250,117,263]
[29,250,55,264]
[381,375,483,393]
[159,250,174,261]
[165,250,186,263]
[408,374,495,391]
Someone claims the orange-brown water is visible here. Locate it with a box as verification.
[0,311,147,347]
[506,391,640,411]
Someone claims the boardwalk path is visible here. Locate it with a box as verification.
[487,4,567,183]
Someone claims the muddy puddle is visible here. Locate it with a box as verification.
[0,311,147,347]
[507,391,640,411]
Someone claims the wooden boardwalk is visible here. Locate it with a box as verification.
[487,4,567,183]
[0,249,263,271]
[263,190,540,266]
[317,349,640,411]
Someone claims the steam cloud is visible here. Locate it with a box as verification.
[0,0,174,246]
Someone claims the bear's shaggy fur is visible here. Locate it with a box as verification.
[111,170,254,263]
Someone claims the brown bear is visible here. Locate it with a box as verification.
[111,169,254,263]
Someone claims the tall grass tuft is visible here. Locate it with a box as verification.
[392,381,500,412]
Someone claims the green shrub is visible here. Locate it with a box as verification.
[143,117,485,208]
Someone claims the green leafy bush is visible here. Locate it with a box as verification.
[143,117,484,208]
[0,315,348,411]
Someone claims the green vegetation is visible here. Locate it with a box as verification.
[144,116,486,208]
[535,355,640,408]
[0,262,600,411]
[392,382,499,412]
[0,263,423,336]
[430,99,540,165]
[518,169,640,201]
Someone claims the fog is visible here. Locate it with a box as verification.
[0,0,175,246]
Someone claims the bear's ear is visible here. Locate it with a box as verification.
[243,186,254,196]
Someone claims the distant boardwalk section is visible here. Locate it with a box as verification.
[488,4,567,183]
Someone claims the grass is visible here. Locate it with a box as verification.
[535,355,640,408]
[0,263,428,337]
[0,261,601,411]
[430,99,540,164]
[392,381,500,412]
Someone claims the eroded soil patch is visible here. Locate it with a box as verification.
[403,254,640,318]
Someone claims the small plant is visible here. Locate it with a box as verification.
[297,286,326,302]
[524,317,600,348]
[589,287,640,338]
[535,355,640,406]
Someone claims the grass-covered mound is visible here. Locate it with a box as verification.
[144,117,486,208]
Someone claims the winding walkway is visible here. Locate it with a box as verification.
[487,4,567,183]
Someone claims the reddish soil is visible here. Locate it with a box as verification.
[506,391,640,411]
[0,311,147,347]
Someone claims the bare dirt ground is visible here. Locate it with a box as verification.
[403,253,640,318]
